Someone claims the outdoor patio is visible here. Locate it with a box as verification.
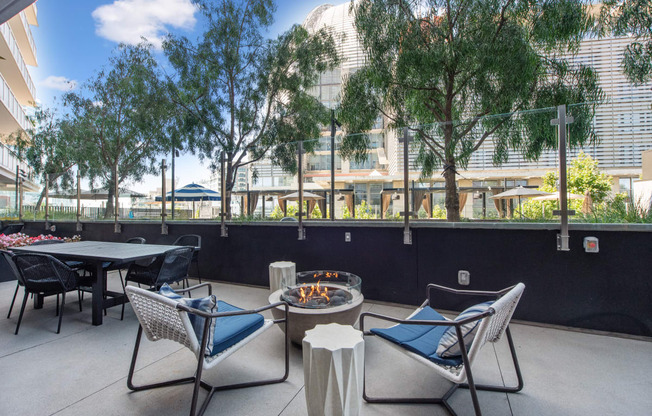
[1,275,650,416]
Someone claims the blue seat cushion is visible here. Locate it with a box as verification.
[371,306,463,367]
[157,284,264,357]
[209,301,265,356]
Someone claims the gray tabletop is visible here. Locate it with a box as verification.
[10,240,181,262]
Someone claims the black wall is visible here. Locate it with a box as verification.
[16,221,652,337]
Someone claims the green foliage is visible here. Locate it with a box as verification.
[519,152,612,219]
[343,200,378,219]
[63,43,172,218]
[431,205,447,220]
[269,201,324,220]
[586,194,652,223]
[598,0,652,84]
[164,0,340,216]
[338,0,602,221]
[12,106,82,210]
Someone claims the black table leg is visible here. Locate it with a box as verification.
[34,294,44,309]
[92,261,104,326]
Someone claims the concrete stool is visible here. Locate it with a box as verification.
[269,261,296,293]
[303,323,364,416]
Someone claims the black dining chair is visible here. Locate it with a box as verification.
[172,234,201,283]
[9,253,84,334]
[124,246,194,292]
[80,237,147,321]
[3,250,24,321]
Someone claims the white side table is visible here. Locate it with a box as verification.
[269,261,296,293]
[303,323,364,416]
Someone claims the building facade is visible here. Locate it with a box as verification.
[0,2,39,210]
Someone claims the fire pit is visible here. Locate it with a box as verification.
[269,270,364,345]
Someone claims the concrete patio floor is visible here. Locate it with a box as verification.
[1,276,650,416]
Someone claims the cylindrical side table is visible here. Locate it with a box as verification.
[303,323,364,416]
[269,261,296,293]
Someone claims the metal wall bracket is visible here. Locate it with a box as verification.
[298,227,306,241]
[75,222,83,232]
[114,223,122,234]
[404,229,412,245]
[557,234,570,251]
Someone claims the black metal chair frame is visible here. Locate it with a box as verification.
[360,284,524,416]
[8,252,83,334]
[126,283,290,416]
[100,237,147,320]
[173,235,201,283]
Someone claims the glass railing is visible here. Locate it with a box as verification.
[0,72,30,132]
[10,95,652,225]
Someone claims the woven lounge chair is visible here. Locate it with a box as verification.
[125,283,289,416]
[360,283,525,416]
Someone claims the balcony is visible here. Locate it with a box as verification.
[0,21,36,105]
[0,276,649,415]
[7,11,37,67]
[0,72,29,135]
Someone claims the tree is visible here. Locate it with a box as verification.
[63,43,172,218]
[520,152,612,219]
[599,0,652,84]
[338,0,603,221]
[14,107,84,210]
[163,0,339,217]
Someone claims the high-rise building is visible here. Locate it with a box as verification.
[0,1,39,209]
[250,1,652,219]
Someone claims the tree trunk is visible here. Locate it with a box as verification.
[224,160,234,219]
[35,188,45,211]
[104,172,116,219]
[444,160,460,222]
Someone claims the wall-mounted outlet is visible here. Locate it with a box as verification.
[458,270,470,286]
[345,232,351,242]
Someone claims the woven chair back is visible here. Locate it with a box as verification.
[125,286,197,352]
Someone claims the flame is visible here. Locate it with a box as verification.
[297,280,330,304]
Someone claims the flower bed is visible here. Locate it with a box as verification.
[0,233,82,250]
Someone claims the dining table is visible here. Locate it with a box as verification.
[10,240,180,326]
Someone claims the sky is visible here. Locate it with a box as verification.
[29,0,348,194]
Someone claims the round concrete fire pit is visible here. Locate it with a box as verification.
[268,270,364,345]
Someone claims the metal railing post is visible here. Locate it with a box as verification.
[161,159,168,235]
[114,165,121,233]
[331,110,336,221]
[399,127,413,244]
[44,173,49,230]
[76,170,82,232]
[220,152,228,237]
[298,141,306,240]
[551,105,574,251]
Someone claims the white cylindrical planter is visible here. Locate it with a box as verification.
[303,323,364,416]
[269,261,296,293]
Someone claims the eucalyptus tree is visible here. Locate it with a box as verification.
[163,0,339,217]
[63,43,173,218]
[12,107,85,210]
[599,0,651,84]
[338,0,603,221]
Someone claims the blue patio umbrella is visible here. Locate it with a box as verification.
[155,183,221,202]
[155,183,220,219]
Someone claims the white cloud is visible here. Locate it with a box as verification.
[41,75,78,91]
[92,0,197,49]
